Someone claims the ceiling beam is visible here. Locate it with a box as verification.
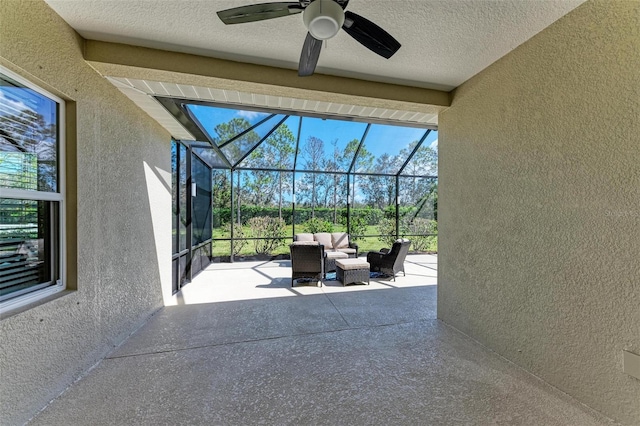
[84,40,450,114]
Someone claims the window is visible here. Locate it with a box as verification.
[0,67,65,311]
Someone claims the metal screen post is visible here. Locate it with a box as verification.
[230,169,235,263]
[346,173,351,235]
[186,146,193,282]
[292,172,296,240]
[395,174,400,239]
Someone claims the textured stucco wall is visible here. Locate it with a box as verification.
[438,1,640,424]
[0,1,171,424]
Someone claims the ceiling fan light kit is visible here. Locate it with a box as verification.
[217,0,401,76]
[303,0,345,40]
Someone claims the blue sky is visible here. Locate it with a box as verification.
[187,103,437,164]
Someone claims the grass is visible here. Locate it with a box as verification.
[210,225,436,258]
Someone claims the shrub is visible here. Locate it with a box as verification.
[383,205,396,220]
[366,207,384,224]
[248,216,287,254]
[376,217,412,247]
[349,207,384,225]
[303,217,334,233]
[231,223,248,256]
[377,218,399,247]
[349,214,368,242]
[214,206,349,226]
[406,218,437,252]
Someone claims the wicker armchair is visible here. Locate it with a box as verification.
[366,239,411,281]
[289,243,324,287]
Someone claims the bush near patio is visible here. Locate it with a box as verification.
[211,205,437,257]
[211,225,437,257]
[213,206,399,227]
[377,217,407,247]
[406,218,437,252]
[248,216,287,255]
[347,214,368,242]
[303,217,334,233]
[377,217,437,252]
[231,223,248,256]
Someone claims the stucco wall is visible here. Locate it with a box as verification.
[438,1,640,424]
[0,1,172,424]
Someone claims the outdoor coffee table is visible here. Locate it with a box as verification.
[336,258,370,286]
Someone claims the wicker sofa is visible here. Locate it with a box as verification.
[294,232,358,276]
[294,232,358,257]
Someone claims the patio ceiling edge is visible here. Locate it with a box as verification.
[83,40,450,115]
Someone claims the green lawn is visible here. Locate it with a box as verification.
[210,225,436,257]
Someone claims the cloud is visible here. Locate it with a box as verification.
[236,110,268,121]
[429,138,438,149]
[0,90,31,117]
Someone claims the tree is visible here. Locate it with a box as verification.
[399,142,437,205]
[243,124,295,217]
[345,139,373,206]
[214,118,257,163]
[270,125,295,218]
[299,136,325,217]
[360,153,400,208]
[211,117,261,225]
[212,170,231,208]
[243,169,276,206]
[0,109,56,191]
[323,139,351,223]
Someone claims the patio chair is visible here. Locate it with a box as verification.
[289,242,324,287]
[366,239,411,281]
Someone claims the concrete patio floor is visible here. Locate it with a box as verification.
[30,254,612,425]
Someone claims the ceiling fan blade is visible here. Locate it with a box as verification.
[298,32,323,76]
[217,2,303,25]
[342,11,401,59]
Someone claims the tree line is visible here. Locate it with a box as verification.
[207,117,438,225]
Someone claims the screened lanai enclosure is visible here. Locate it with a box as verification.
[170,98,437,293]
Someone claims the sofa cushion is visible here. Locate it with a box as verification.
[331,232,349,249]
[295,233,315,242]
[314,233,333,249]
[290,241,319,246]
[325,251,348,259]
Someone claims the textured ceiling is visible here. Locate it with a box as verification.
[44,0,585,91]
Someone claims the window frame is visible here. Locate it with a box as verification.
[0,65,66,313]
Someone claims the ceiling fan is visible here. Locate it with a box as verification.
[216,0,401,77]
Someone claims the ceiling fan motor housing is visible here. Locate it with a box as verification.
[303,0,345,40]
